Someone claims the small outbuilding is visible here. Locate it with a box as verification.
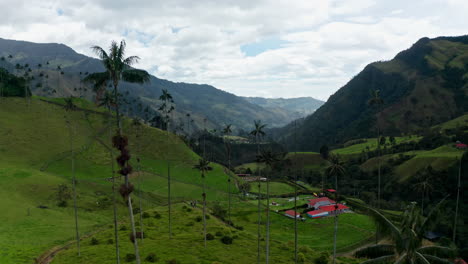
[284,210,301,219]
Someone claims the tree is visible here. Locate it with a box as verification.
[250,120,267,264]
[158,89,175,239]
[91,40,150,264]
[368,89,384,209]
[83,72,109,104]
[325,154,345,264]
[319,145,330,160]
[64,97,80,257]
[222,124,233,223]
[453,152,466,243]
[355,198,454,264]
[413,170,434,215]
[193,158,213,248]
[256,150,280,264]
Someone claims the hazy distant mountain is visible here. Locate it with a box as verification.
[272,35,468,151]
[0,37,317,131]
[242,96,324,119]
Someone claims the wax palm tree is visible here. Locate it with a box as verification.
[91,40,150,264]
[453,152,466,242]
[193,158,213,248]
[158,89,175,239]
[64,97,80,257]
[325,154,346,264]
[250,120,267,264]
[97,91,121,263]
[256,150,280,264]
[355,197,454,264]
[83,72,109,104]
[368,89,384,208]
[413,171,434,215]
[222,124,233,223]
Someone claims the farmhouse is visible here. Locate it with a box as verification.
[284,210,301,219]
[307,197,335,209]
[455,143,467,149]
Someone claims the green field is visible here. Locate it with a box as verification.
[332,136,422,155]
[250,181,296,195]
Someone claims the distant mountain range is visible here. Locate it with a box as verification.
[0,37,322,132]
[242,97,324,120]
[272,35,468,151]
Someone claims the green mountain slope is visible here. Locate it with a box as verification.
[273,35,468,151]
[0,37,305,131]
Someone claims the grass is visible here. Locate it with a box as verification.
[434,113,468,131]
[250,181,296,195]
[332,136,422,155]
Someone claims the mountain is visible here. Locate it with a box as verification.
[0,37,308,132]
[273,35,468,151]
[242,96,324,119]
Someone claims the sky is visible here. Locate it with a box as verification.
[0,0,467,100]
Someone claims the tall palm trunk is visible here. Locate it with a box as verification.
[203,174,207,248]
[68,118,80,257]
[168,161,171,239]
[332,185,338,264]
[266,177,270,264]
[257,180,261,264]
[453,157,462,242]
[113,83,140,264]
[109,120,121,264]
[294,120,298,264]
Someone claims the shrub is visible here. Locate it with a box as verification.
[154,211,161,219]
[145,253,159,263]
[205,215,210,220]
[90,237,99,245]
[57,200,68,207]
[186,208,192,212]
[185,222,194,227]
[234,225,244,231]
[206,233,215,240]
[215,231,223,237]
[315,252,330,264]
[142,212,150,218]
[120,225,128,231]
[221,235,233,245]
[211,202,227,219]
[132,207,140,214]
[125,253,136,262]
[166,259,179,264]
[107,238,114,244]
[195,216,202,222]
[298,252,306,263]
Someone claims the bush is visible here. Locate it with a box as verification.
[154,212,161,219]
[298,252,306,263]
[211,202,227,219]
[186,208,192,212]
[133,207,140,214]
[195,216,202,222]
[125,253,136,262]
[185,222,194,227]
[221,235,233,245]
[206,233,215,240]
[166,259,179,264]
[107,238,114,244]
[215,231,223,237]
[234,225,244,231]
[205,215,210,220]
[120,225,128,231]
[57,200,68,207]
[145,253,159,263]
[90,237,99,245]
[315,252,330,264]
[142,212,150,218]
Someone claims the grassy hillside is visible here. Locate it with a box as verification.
[273,35,468,151]
[1,97,376,264]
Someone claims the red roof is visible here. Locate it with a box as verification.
[455,259,467,264]
[285,210,300,217]
[319,204,349,212]
[308,197,335,206]
[307,209,327,215]
[327,189,336,193]
[456,143,467,148]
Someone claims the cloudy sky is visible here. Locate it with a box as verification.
[1,0,467,100]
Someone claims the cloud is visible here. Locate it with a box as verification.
[0,0,466,100]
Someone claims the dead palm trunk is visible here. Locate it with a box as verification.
[453,157,462,243]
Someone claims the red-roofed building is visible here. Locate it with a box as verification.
[284,210,301,219]
[307,209,329,218]
[319,204,350,215]
[456,143,467,149]
[326,189,336,193]
[308,197,335,209]
[455,259,467,264]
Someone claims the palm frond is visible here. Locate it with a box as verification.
[418,195,449,236]
[90,45,109,61]
[123,56,140,67]
[420,254,453,264]
[353,203,401,240]
[355,244,395,259]
[360,254,395,264]
[122,69,150,84]
[417,246,455,259]
[415,252,431,264]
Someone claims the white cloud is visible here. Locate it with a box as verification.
[0,0,466,100]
